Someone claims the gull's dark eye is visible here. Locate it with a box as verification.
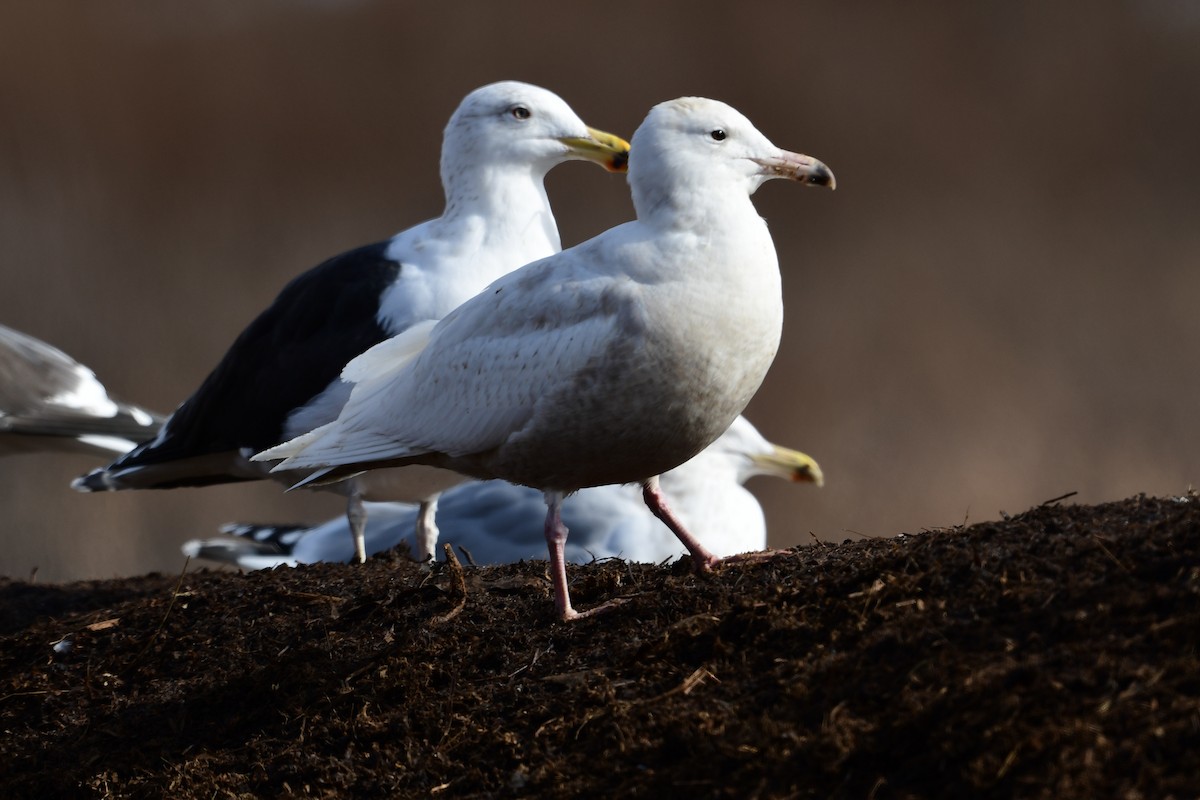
[710,129,727,141]
[511,105,532,120]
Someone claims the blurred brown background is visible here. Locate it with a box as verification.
[1,1,1197,582]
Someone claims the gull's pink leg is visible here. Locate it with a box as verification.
[642,475,721,570]
[643,475,783,572]
[543,490,629,622]
[543,491,578,619]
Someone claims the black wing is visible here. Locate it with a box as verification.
[78,241,401,488]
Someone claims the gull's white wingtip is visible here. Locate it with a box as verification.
[251,425,330,465]
[341,319,437,385]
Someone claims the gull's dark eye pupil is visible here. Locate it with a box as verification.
[711,129,727,141]
[512,106,531,120]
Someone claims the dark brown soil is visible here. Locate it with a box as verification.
[2,494,1198,799]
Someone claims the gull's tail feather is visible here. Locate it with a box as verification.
[181,536,297,570]
[252,423,335,467]
[285,466,366,491]
[263,424,428,473]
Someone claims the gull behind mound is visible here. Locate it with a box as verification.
[188,416,823,569]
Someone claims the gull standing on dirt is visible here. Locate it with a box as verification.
[0,324,162,457]
[72,81,630,563]
[185,416,823,568]
[256,97,835,620]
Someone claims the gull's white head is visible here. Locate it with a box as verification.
[441,81,629,183]
[627,97,834,218]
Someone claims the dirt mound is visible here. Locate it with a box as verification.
[2,494,1198,798]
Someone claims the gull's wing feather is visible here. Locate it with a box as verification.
[257,239,645,471]
[339,319,437,385]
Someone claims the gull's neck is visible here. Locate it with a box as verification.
[632,173,762,236]
[657,452,767,556]
[377,159,563,333]
[440,161,561,253]
[659,450,741,502]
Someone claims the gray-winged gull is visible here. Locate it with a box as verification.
[185,416,822,568]
[0,324,162,457]
[72,81,629,563]
[256,96,835,619]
